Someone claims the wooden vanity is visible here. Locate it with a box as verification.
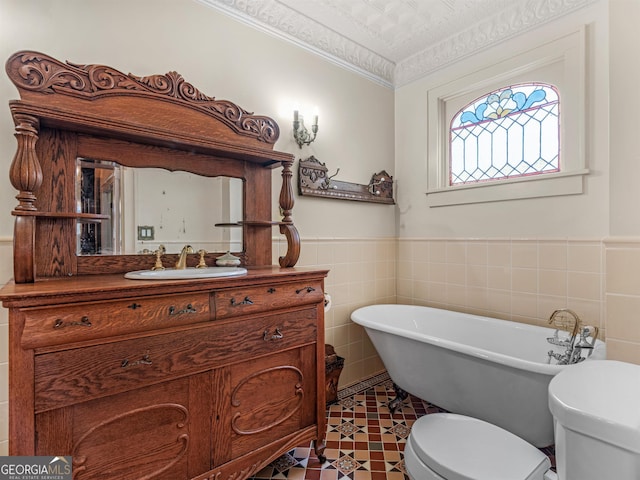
[0,51,327,479]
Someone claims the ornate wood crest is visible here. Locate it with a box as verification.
[6,51,279,144]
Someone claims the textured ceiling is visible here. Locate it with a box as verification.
[275,0,515,63]
[197,0,597,87]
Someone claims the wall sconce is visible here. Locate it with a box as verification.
[293,110,318,149]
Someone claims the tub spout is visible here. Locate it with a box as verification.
[546,309,597,364]
[548,308,581,339]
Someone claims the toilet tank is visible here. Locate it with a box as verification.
[549,360,640,480]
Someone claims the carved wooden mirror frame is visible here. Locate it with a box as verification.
[5,51,300,283]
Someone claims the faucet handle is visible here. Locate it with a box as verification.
[151,247,166,271]
[575,325,599,349]
[196,249,208,269]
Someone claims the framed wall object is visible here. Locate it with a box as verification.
[298,156,394,204]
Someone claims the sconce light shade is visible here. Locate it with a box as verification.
[293,110,318,148]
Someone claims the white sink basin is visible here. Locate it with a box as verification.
[125,267,247,280]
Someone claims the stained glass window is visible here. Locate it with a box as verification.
[449,83,559,185]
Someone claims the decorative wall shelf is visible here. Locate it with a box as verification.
[298,156,394,204]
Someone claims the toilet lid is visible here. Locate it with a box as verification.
[409,413,551,480]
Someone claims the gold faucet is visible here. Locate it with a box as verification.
[547,308,600,364]
[548,308,581,338]
[175,245,194,269]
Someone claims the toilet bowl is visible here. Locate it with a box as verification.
[404,360,640,480]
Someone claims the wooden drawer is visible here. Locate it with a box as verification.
[214,280,324,318]
[21,293,210,349]
[34,307,318,412]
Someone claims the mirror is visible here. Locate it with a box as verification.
[76,158,243,255]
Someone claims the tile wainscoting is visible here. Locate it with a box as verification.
[396,238,605,333]
[276,236,640,394]
[274,237,397,387]
[604,238,640,362]
[0,236,639,454]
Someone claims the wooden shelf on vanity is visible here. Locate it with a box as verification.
[11,210,110,222]
[215,220,294,227]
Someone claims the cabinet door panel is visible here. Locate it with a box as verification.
[230,344,316,458]
[232,365,303,434]
[36,374,211,480]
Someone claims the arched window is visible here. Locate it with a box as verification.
[449,83,559,185]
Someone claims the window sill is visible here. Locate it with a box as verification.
[425,169,589,207]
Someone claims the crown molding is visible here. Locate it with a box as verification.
[196,0,598,89]
[195,0,395,88]
[395,0,599,87]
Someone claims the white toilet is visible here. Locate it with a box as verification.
[403,360,640,480]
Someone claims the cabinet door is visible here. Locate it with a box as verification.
[35,374,211,480]
[226,344,317,460]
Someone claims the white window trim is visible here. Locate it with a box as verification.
[426,27,587,207]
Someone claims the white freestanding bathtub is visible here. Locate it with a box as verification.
[351,304,606,447]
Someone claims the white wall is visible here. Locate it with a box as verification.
[602,0,640,365]
[393,0,640,367]
[609,0,640,236]
[395,1,610,239]
[0,0,396,242]
[0,0,395,455]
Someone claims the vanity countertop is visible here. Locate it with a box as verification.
[0,266,329,307]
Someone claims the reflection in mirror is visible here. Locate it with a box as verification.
[76,159,243,255]
[76,158,121,255]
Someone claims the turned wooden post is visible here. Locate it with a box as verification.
[10,113,41,211]
[9,113,42,283]
[279,159,294,224]
[278,159,300,267]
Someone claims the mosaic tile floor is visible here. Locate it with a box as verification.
[248,375,556,480]
[248,378,439,480]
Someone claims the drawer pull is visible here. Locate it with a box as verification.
[53,316,92,329]
[296,286,316,294]
[168,304,197,316]
[121,354,152,368]
[230,296,253,306]
[263,327,284,341]
[268,288,276,293]
[127,303,142,310]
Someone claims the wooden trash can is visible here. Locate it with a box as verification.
[325,344,344,405]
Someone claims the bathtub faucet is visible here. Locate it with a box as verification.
[546,309,598,365]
